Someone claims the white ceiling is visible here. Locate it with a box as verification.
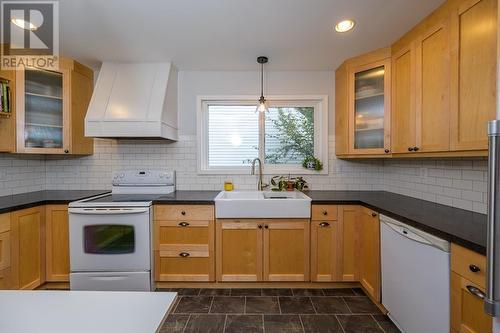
[59,0,444,71]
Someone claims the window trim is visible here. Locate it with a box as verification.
[197,95,328,175]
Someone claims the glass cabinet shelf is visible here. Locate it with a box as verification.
[353,65,386,150]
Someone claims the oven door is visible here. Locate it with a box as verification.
[69,207,151,272]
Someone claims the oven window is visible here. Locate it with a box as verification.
[84,225,135,254]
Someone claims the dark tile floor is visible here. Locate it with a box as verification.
[158,288,401,333]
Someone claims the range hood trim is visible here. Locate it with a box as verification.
[85,62,178,141]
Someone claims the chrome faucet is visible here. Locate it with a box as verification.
[251,158,268,191]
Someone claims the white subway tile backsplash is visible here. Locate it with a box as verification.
[0,136,489,214]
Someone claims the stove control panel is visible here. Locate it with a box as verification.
[112,170,175,186]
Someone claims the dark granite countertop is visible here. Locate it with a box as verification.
[153,191,220,205]
[0,189,487,254]
[306,190,488,255]
[0,190,110,214]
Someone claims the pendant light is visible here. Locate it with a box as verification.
[256,56,269,113]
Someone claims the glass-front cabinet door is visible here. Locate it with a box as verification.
[348,59,391,155]
[16,65,70,154]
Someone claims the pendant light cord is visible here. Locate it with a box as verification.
[260,62,264,98]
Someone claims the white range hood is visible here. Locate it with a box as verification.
[85,62,178,140]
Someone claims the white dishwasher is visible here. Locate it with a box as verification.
[380,215,450,333]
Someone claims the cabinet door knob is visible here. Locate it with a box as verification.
[179,252,190,258]
[469,264,481,273]
[264,225,269,229]
[64,149,69,154]
[371,212,377,217]
[181,211,186,216]
[408,147,414,152]
[466,285,486,300]
[178,222,190,227]
[258,225,263,229]
[322,211,328,216]
[384,149,390,154]
[319,222,330,228]
[413,146,420,152]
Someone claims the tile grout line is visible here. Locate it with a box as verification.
[181,314,191,333]
[371,314,387,333]
[277,296,282,314]
[208,296,215,314]
[222,314,228,333]
[335,314,347,333]
[262,314,265,333]
[298,314,306,333]
[244,296,247,314]
[309,296,318,314]
[340,296,353,314]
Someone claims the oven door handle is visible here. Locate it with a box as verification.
[68,207,149,215]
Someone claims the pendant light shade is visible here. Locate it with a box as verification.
[256,56,269,113]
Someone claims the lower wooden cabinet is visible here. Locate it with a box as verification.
[359,207,381,302]
[451,272,492,333]
[216,219,309,282]
[310,219,339,282]
[45,205,70,282]
[0,213,12,289]
[10,206,45,290]
[338,206,361,281]
[216,220,262,282]
[154,205,216,282]
[263,220,309,281]
[451,244,492,333]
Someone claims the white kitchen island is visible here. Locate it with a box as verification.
[0,290,177,333]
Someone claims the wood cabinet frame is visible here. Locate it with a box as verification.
[155,219,215,282]
[347,58,392,155]
[216,219,309,282]
[449,0,497,152]
[11,58,94,155]
[45,205,70,282]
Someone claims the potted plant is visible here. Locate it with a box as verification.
[302,156,323,171]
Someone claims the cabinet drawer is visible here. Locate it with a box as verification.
[451,272,492,333]
[154,205,214,221]
[0,213,10,233]
[312,205,338,221]
[158,244,209,258]
[155,220,211,246]
[451,243,486,289]
[0,232,10,271]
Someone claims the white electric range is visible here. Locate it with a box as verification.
[68,170,175,291]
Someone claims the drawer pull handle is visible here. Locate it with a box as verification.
[469,264,481,273]
[322,211,328,216]
[179,252,190,258]
[319,222,330,228]
[258,225,263,229]
[264,225,269,229]
[181,211,186,216]
[371,212,377,217]
[466,285,486,300]
[178,222,190,227]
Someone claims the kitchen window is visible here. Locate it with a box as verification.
[197,95,328,174]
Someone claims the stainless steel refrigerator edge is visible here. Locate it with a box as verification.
[486,120,500,319]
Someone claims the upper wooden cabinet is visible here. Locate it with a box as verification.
[336,0,496,158]
[450,0,497,151]
[0,69,16,153]
[0,58,94,154]
[392,20,451,154]
[335,48,392,156]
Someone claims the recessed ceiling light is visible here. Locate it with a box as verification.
[335,19,355,33]
[11,18,37,31]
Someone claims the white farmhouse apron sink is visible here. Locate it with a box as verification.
[215,191,311,218]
